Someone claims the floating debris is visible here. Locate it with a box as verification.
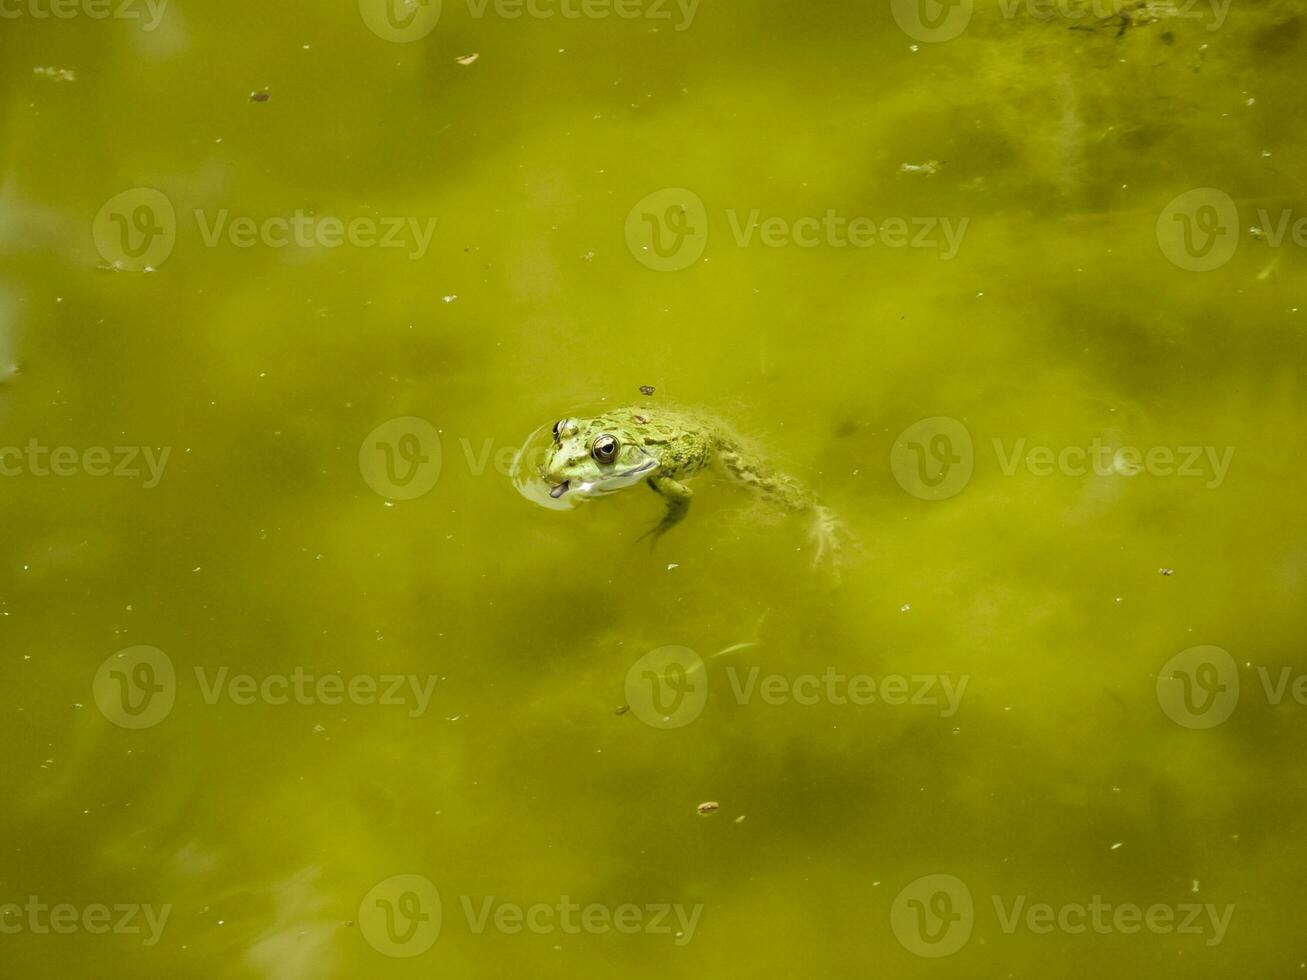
[249,88,270,102]
[696,801,720,816]
[456,53,480,65]
[899,160,939,175]
[615,705,630,716]
[1159,567,1174,576]
[639,385,656,396]
[33,66,76,82]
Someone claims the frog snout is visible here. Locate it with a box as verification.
[543,463,570,496]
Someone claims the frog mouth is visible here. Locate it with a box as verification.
[579,459,658,496]
[548,459,657,500]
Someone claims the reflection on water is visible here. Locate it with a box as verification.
[510,419,576,511]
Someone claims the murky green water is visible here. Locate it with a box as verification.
[3,0,1306,976]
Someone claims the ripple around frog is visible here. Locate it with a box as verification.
[509,420,576,511]
[510,403,644,511]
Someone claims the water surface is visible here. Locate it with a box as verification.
[2,0,1306,976]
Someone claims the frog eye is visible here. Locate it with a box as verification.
[552,419,564,440]
[591,434,619,463]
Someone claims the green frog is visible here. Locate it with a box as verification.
[540,407,843,563]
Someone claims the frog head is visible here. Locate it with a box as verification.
[541,416,659,501]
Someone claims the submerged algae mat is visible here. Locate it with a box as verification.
[1,0,1306,977]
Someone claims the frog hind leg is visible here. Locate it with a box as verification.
[714,444,812,512]
[637,475,692,545]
